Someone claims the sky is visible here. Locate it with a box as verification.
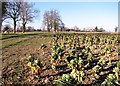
[29,2,118,32]
[3,1,118,32]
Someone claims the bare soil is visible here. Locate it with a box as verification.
[1,33,119,85]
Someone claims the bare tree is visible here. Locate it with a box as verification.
[21,2,39,33]
[42,9,64,32]
[1,2,8,21]
[51,10,60,32]
[43,11,51,32]
[3,24,11,34]
[73,26,79,31]
[115,27,118,32]
[5,1,21,33]
[99,28,105,32]
[0,1,2,32]
[0,1,8,32]
[94,26,98,32]
[59,20,65,31]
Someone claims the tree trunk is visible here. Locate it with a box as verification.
[0,21,2,33]
[22,23,26,33]
[0,2,2,33]
[13,19,16,33]
[47,24,50,32]
[48,27,50,32]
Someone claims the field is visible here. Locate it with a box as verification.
[1,32,120,85]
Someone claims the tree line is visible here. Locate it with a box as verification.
[0,1,117,33]
[0,1,64,33]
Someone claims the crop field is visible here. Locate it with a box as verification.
[1,32,120,85]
